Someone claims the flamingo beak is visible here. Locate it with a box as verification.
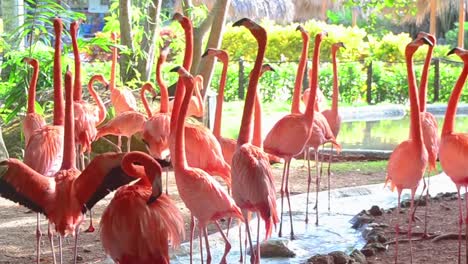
[447,47,461,56]
[201,49,210,58]
[170,66,181,72]
[233,18,248,27]
[420,36,434,47]
[147,174,163,205]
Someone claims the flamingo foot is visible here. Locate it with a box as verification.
[84,225,95,233]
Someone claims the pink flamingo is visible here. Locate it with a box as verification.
[0,70,138,264]
[100,151,184,264]
[169,13,231,186]
[168,74,205,118]
[142,43,171,160]
[440,47,468,264]
[95,110,147,152]
[320,42,345,211]
[171,65,243,264]
[108,32,137,114]
[22,58,46,145]
[263,31,326,239]
[385,35,431,263]
[23,18,65,264]
[231,18,278,264]
[409,32,439,236]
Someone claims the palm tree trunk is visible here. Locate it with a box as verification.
[430,0,437,35]
[196,0,231,99]
[459,0,465,48]
[119,0,136,83]
[135,0,162,81]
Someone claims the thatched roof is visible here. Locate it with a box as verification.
[174,0,342,23]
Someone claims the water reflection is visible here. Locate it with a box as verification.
[339,115,468,150]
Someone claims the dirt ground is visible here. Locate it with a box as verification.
[366,193,468,264]
[0,154,387,264]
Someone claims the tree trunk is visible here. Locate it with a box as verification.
[196,0,231,98]
[459,0,465,48]
[119,0,136,83]
[135,0,162,81]
[430,0,437,35]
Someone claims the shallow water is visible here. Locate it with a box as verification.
[168,173,459,264]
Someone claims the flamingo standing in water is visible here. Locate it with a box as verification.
[385,35,431,263]
[23,18,65,263]
[440,47,468,264]
[100,151,184,264]
[317,41,345,212]
[0,70,137,264]
[171,66,243,264]
[263,31,326,239]
[22,58,46,145]
[230,18,278,264]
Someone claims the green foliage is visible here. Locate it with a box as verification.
[444,22,468,49]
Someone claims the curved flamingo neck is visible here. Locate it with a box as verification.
[331,48,340,116]
[156,48,169,113]
[291,30,309,114]
[122,152,160,186]
[252,93,263,148]
[71,21,82,101]
[88,75,107,125]
[170,17,193,131]
[61,71,76,170]
[181,18,193,72]
[140,83,156,118]
[419,45,433,112]
[175,74,195,170]
[53,19,64,126]
[213,52,229,138]
[442,57,468,135]
[26,60,39,114]
[304,34,323,123]
[405,46,423,144]
[237,30,267,146]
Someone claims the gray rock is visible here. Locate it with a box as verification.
[350,249,367,264]
[366,242,386,252]
[329,251,351,264]
[256,238,296,258]
[307,254,334,264]
[368,205,383,216]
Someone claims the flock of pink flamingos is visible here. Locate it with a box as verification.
[0,10,468,264]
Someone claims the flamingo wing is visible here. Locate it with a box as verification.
[0,158,53,214]
[73,152,135,212]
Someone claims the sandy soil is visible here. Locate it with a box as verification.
[0,156,386,264]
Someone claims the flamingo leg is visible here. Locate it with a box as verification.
[465,187,468,264]
[203,227,212,264]
[36,213,42,264]
[226,217,233,237]
[47,223,56,264]
[327,144,333,212]
[117,135,122,150]
[424,171,431,237]
[58,236,63,264]
[215,221,231,264]
[408,189,415,264]
[199,224,204,264]
[189,215,195,264]
[126,136,131,152]
[306,148,312,223]
[278,160,288,237]
[395,190,401,264]
[238,220,243,264]
[457,187,462,264]
[314,150,320,226]
[243,210,255,264]
[256,214,261,264]
[73,226,79,264]
[284,160,294,239]
[85,209,95,233]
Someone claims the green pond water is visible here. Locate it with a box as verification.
[339,115,468,151]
